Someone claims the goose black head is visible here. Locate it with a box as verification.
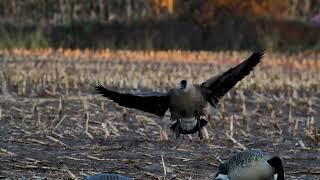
[180,80,187,89]
[215,164,229,180]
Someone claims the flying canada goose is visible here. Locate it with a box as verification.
[86,173,132,180]
[92,50,264,139]
[215,149,284,180]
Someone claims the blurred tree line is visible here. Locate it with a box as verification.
[0,0,319,51]
[1,0,319,24]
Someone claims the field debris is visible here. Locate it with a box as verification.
[0,50,319,179]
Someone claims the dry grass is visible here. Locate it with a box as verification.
[1,48,320,69]
[0,49,319,179]
[1,49,319,93]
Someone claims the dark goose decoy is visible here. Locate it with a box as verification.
[92,50,264,139]
[85,173,132,180]
[215,149,284,180]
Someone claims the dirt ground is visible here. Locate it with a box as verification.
[0,51,319,179]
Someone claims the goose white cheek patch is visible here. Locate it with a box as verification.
[215,174,229,180]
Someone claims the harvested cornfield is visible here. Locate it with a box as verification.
[0,49,319,179]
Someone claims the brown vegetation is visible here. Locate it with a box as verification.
[0,0,318,25]
[1,48,320,70]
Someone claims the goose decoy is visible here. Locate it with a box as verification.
[92,50,264,139]
[215,149,284,180]
[85,173,132,180]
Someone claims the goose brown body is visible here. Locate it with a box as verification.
[169,85,209,119]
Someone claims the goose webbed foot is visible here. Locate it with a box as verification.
[198,118,209,139]
[170,118,208,139]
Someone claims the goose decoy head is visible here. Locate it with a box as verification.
[85,173,132,180]
[180,80,187,89]
[215,164,229,180]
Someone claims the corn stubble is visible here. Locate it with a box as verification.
[0,49,319,178]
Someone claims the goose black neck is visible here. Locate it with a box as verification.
[267,157,285,180]
[215,164,228,177]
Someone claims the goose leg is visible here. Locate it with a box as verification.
[175,119,181,139]
[197,118,203,139]
[194,113,203,139]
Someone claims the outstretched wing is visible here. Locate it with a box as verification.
[201,50,264,107]
[91,82,170,116]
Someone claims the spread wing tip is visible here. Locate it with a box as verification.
[244,49,265,68]
[251,49,265,61]
[90,81,106,95]
[90,81,169,117]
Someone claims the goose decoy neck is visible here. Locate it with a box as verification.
[267,157,285,180]
[180,80,187,89]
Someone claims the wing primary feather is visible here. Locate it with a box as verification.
[91,81,169,117]
[91,81,110,95]
[201,50,264,106]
